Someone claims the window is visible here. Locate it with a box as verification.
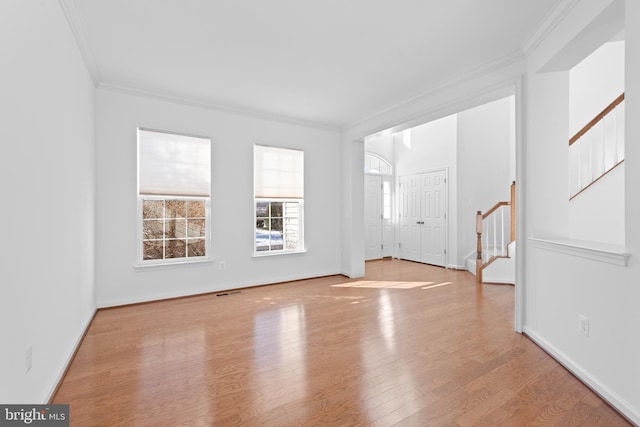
[364,152,392,175]
[137,128,211,265]
[254,145,304,254]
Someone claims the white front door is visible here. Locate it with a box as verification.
[420,170,446,266]
[398,170,447,267]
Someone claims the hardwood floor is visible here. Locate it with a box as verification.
[53,260,631,426]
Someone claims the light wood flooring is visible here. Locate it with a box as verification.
[53,259,631,426]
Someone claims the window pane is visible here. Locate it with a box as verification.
[271,202,283,217]
[166,200,186,218]
[270,218,283,233]
[165,219,187,238]
[188,200,205,218]
[165,240,186,258]
[256,219,270,251]
[256,202,269,217]
[143,220,163,240]
[187,219,205,238]
[143,200,164,219]
[270,219,283,249]
[187,239,206,257]
[383,181,391,219]
[143,241,163,260]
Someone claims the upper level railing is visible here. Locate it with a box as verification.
[569,93,625,200]
[475,181,515,283]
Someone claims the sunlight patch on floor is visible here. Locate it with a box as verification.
[331,280,455,290]
[422,281,453,290]
[332,280,435,289]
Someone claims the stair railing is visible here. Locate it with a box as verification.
[569,93,625,200]
[476,181,515,284]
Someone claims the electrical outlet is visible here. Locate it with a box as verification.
[219,261,226,270]
[25,346,32,374]
[578,314,589,336]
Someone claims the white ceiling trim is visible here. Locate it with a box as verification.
[58,0,100,85]
[97,81,340,132]
[343,49,526,133]
[521,0,582,57]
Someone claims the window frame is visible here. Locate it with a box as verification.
[254,198,304,256]
[136,128,212,267]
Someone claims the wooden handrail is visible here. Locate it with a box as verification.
[482,201,510,220]
[569,93,624,145]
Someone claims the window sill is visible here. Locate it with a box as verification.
[134,258,214,271]
[253,249,307,258]
[529,237,629,267]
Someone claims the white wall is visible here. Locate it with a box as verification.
[524,0,640,422]
[95,88,342,307]
[569,40,625,135]
[395,115,457,177]
[569,163,625,244]
[457,97,514,266]
[0,2,96,403]
[568,40,625,244]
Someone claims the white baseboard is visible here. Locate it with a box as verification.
[44,308,97,403]
[447,263,466,270]
[523,327,639,425]
[98,270,344,308]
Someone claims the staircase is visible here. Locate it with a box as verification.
[569,93,625,200]
[467,181,516,285]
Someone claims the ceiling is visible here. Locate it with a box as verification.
[68,0,560,129]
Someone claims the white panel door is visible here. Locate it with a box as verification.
[399,174,421,262]
[398,170,447,266]
[364,175,382,260]
[420,170,446,266]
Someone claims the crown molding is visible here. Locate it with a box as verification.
[520,0,582,57]
[58,0,101,85]
[97,82,341,133]
[343,48,526,133]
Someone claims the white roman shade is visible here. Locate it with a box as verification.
[138,128,211,197]
[254,145,304,198]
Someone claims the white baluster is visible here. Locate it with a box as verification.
[493,214,497,258]
[501,207,505,256]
